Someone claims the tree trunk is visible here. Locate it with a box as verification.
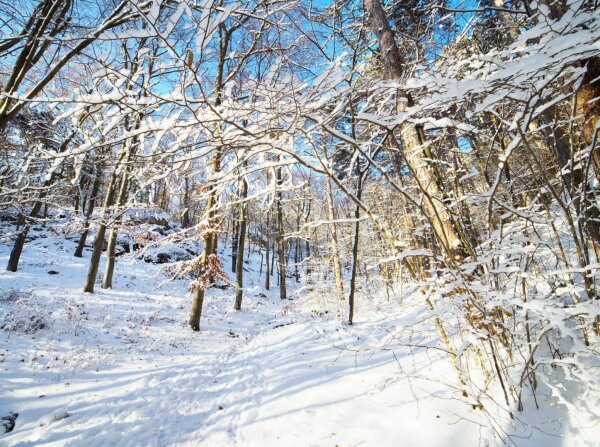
[102,164,130,289]
[83,223,108,293]
[6,229,28,272]
[231,217,238,273]
[271,238,276,278]
[577,57,600,177]
[265,214,270,290]
[348,174,363,325]
[276,162,287,300]
[575,58,600,258]
[247,225,252,257]
[189,285,205,331]
[326,177,344,299]
[364,0,469,265]
[294,214,300,283]
[303,195,312,284]
[189,225,214,331]
[305,237,311,279]
[189,148,221,330]
[82,161,121,293]
[6,200,43,272]
[75,166,102,257]
[181,177,191,228]
[6,127,78,271]
[234,176,248,310]
[189,233,211,330]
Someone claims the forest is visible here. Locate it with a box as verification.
[1,0,599,445]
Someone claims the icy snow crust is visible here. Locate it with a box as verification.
[0,222,597,446]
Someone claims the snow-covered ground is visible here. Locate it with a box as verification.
[1,222,597,446]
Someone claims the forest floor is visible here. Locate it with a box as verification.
[0,224,596,446]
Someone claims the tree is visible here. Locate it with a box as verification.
[363,0,471,265]
[234,169,249,310]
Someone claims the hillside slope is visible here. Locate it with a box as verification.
[0,223,596,446]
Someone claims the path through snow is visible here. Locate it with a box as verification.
[1,228,592,446]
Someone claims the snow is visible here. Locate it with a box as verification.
[0,220,598,446]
